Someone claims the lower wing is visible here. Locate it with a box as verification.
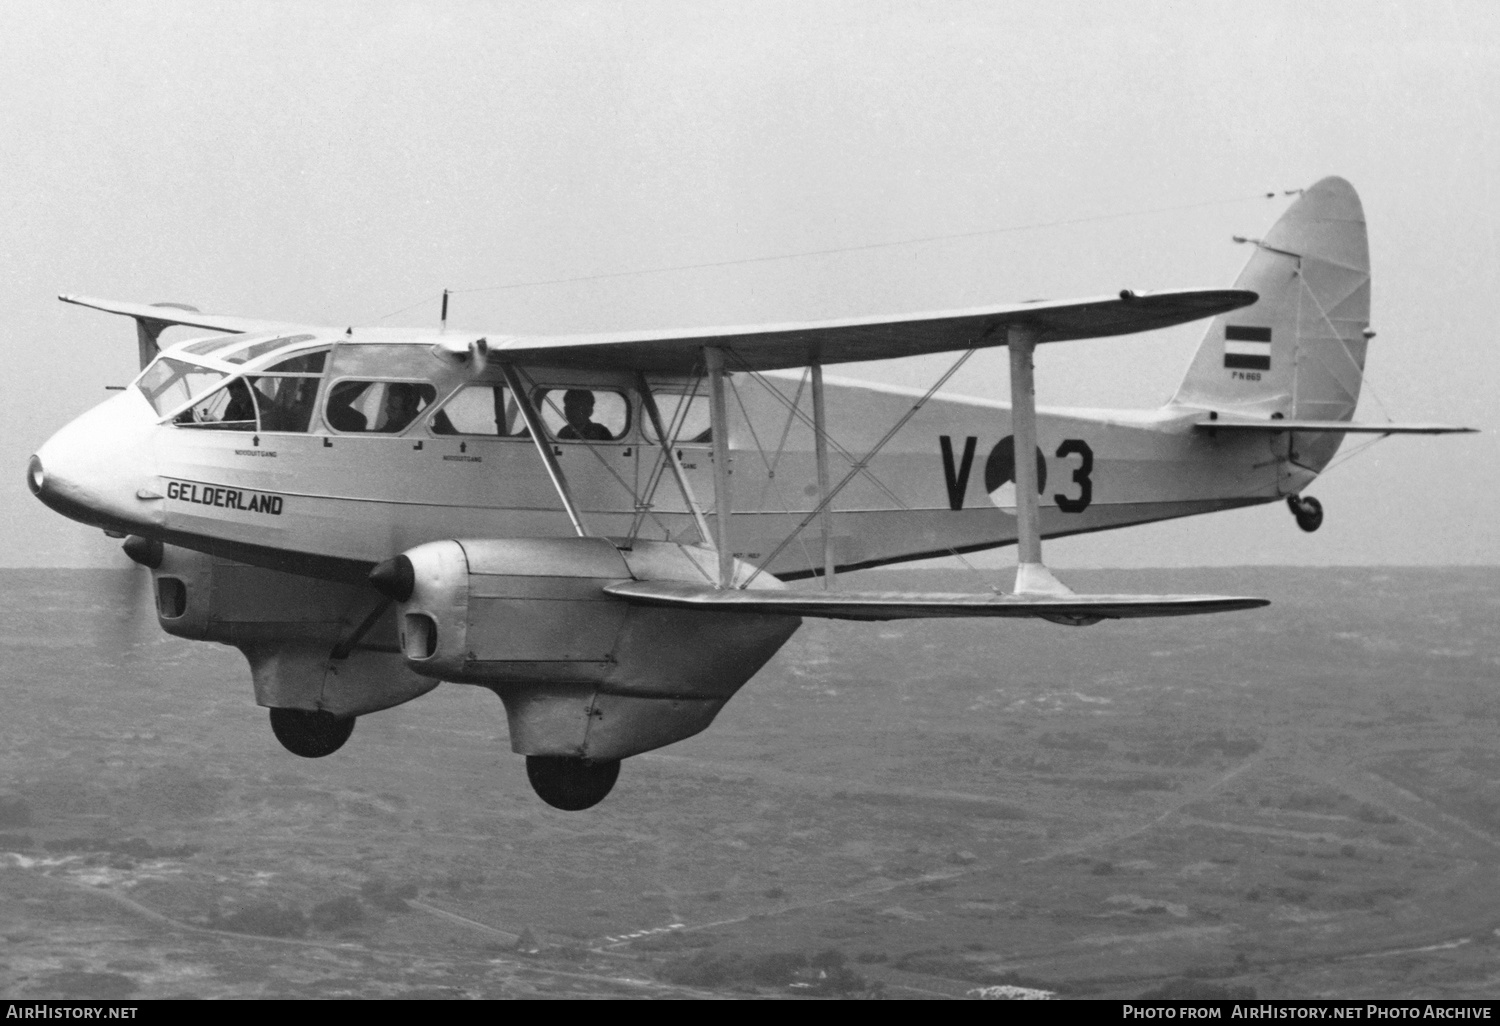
[604,580,1267,624]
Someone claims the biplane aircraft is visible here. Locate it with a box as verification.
[27,177,1471,809]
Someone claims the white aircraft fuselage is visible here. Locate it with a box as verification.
[29,177,1463,810]
[29,353,1296,585]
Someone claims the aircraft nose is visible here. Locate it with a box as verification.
[25,454,45,497]
[29,388,160,534]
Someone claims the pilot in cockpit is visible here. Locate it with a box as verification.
[222,381,256,425]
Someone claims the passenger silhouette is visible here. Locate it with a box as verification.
[557,389,612,441]
[381,383,425,433]
[259,376,318,432]
[325,381,368,432]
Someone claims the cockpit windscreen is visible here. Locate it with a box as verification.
[136,358,228,417]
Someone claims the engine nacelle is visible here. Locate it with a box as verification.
[145,543,439,717]
[390,538,800,761]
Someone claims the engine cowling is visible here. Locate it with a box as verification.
[383,537,800,761]
[139,542,439,717]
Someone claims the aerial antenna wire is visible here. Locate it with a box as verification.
[373,291,445,323]
[448,191,1288,298]
[367,191,1286,323]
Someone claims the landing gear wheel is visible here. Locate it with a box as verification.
[268,708,355,758]
[525,756,621,811]
[1288,494,1324,533]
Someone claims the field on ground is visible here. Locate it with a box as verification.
[0,566,1497,999]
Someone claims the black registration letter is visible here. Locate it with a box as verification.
[1053,439,1093,513]
[940,435,977,510]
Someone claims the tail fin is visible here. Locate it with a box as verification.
[1171,177,1371,424]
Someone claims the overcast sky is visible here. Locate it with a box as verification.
[2,1,1495,569]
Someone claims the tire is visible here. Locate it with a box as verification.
[268,708,355,758]
[1295,496,1324,533]
[525,755,621,811]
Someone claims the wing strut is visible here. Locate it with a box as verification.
[499,363,589,539]
[1008,326,1071,596]
[810,360,836,588]
[705,347,735,587]
[617,312,1272,622]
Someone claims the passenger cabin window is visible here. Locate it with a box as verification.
[325,380,437,433]
[641,391,712,444]
[430,384,527,436]
[138,358,228,417]
[538,388,630,442]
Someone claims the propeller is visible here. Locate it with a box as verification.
[100,534,162,654]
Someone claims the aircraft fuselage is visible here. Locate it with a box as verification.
[30,342,1297,584]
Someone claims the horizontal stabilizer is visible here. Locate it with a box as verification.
[604,580,1268,623]
[1195,416,1475,435]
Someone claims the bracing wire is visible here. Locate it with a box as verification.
[1306,434,1389,480]
[740,347,979,589]
[738,364,993,586]
[519,372,687,545]
[1294,270,1397,424]
[724,373,823,578]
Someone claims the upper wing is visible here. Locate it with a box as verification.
[492,287,1258,374]
[1195,416,1476,435]
[59,294,313,337]
[62,286,1257,375]
[604,580,1268,623]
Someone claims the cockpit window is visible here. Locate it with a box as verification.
[324,380,437,434]
[154,344,331,433]
[224,334,319,365]
[137,358,229,417]
[538,388,631,441]
[228,348,330,433]
[174,378,257,431]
